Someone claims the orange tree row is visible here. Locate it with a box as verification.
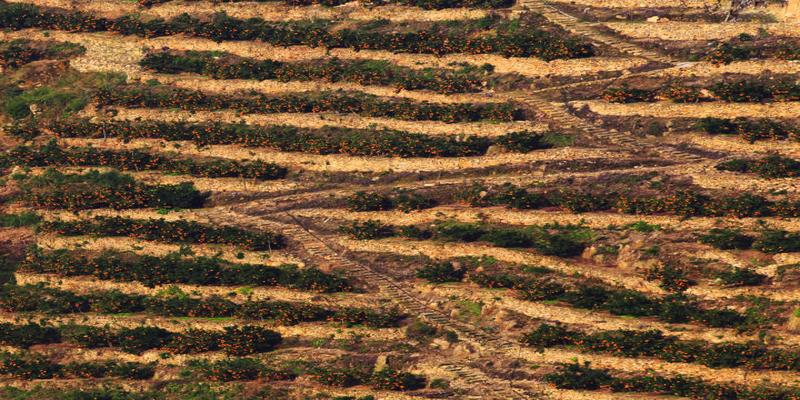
[545,361,800,399]
[186,357,426,390]
[524,323,800,372]
[415,258,747,328]
[41,215,285,251]
[1,140,287,180]
[716,154,800,179]
[603,76,800,103]
[0,322,282,356]
[0,284,403,327]
[19,119,557,157]
[0,38,84,68]
[695,117,800,143]
[93,84,522,123]
[21,247,351,292]
[456,182,800,218]
[139,0,514,10]
[140,50,496,94]
[705,34,800,65]
[339,219,593,257]
[0,352,154,380]
[14,169,206,211]
[0,4,593,59]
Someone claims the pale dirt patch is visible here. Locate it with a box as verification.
[15,0,493,22]
[572,100,800,119]
[104,107,546,137]
[0,29,645,78]
[61,137,611,174]
[604,21,800,41]
[14,272,381,307]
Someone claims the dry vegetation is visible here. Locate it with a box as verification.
[0,0,799,399]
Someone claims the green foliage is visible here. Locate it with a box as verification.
[699,228,754,250]
[22,248,349,292]
[141,51,491,94]
[0,212,41,228]
[40,118,539,158]
[339,220,395,240]
[41,216,285,251]
[0,4,593,60]
[415,261,466,283]
[715,267,766,287]
[96,84,520,123]
[544,362,612,390]
[2,141,287,180]
[717,155,800,178]
[18,169,205,211]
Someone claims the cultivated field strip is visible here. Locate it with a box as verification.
[203,209,542,399]
[12,0,496,22]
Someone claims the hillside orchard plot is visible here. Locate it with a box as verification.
[1,0,800,399]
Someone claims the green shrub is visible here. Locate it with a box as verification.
[699,228,754,250]
[41,216,285,251]
[544,362,612,390]
[18,169,205,210]
[371,369,427,391]
[218,326,282,356]
[0,212,41,228]
[715,267,766,287]
[339,220,395,240]
[415,261,466,283]
[0,4,593,60]
[752,229,800,253]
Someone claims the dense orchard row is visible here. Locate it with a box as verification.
[544,361,800,399]
[139,0,514,10]
[716,155,800,178]
[186,357,426,390]
[1,140,287,180]
[0,4,593,59]
[0,39,84,68]
[457,182,800,218]
[0,322,282,356]
[524,323,800,371]
[339,219,593,257]
[705,34,800,65]
[695,117,800,142]
[141,50,494,94]
[700,228,800,253]
[456,267,747,328]
[0,352,155,380]
[21,248,352,292]
[41,216,285,251]
[603,77,800,103]
[347,191,437,212]
[19,119,560,157]
[15,169,205,210]
[0,212,40,228]
[0,284,403,327]
[93,84,522,123]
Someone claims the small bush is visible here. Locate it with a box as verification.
[415,261,466,283]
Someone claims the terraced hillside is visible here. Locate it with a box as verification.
[0,0,799,399]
